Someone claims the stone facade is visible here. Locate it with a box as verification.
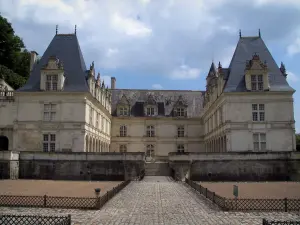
[0,32,297,158]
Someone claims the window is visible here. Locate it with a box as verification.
[176,107,185,117]
[90,108,94,125]
[252,104,265,121]
[146,125,155,137]
[146,107,155,116]
[46,75,58,91]
[219,107,223,125]
[101,115,104,131]
[119,145,127,153]
[120,125,127,137]
[177,144,185,153]
[253,133,266,151]
[251,75,264,91]
[43,103,56,121]
[120,107,128,116]
[177,126,184,137]
[43,134,56,152]
[146,144,154,157]
[95,113,99,128]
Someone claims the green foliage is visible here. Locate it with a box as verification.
[0,14,30,89]
[0,65,26,89]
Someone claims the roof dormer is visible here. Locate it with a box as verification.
[40,56,65,91]
[245,53,269,91]
[144,93,157,116]
[117,94,130,116]
[172,95,187,117]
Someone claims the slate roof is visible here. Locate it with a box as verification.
[111,89,204,118]
[17,34,89,92]
[224,36,294,92]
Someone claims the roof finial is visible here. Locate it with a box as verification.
[239,29,241,38]
[75,25,77,35]
[259,29,261,37]
[56,25,58,35]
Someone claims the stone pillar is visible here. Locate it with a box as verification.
[30,51,38,72]
[111,77,116,89]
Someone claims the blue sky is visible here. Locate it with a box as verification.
[0,0,299,132]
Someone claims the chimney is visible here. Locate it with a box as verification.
[111,77,116,89]
[30,51,38,72]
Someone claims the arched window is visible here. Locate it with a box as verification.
[120,125,127,137]
[0,136,9,151]
[119,145,127,152]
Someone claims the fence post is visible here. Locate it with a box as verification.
[97,196,101,209]
[205,188,208,198]
[284,198,287,212]
[212,192,215,203]
[43,195,47,207]
[68,214,71,225]
[262,218,268,225]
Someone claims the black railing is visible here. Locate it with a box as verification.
[185,178,300,212]
[0,214,71,225]
[262,219,300,225]
[0,180,130,210]
[0,91,14,102]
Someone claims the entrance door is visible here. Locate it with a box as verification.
[146,144,155,162]
[0,136,9,151]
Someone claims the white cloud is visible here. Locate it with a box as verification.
[287,71,299,83]
[106,48,119,57]
[287,37,300,56]
[152,84,163,89]
[170,64,201,80]
[111,12,152,37]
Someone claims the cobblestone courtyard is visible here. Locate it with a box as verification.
[1,176,299,225]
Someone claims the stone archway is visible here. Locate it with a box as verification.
[0,136,9,151]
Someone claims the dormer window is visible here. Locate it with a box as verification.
[119,107,129,116]
[46,75,58,91]
[176,107,185,117]
[40,56,65,91]
[146,107,155,116]
[251,75,263,91]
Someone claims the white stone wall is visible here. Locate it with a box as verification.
[110,117,204,157]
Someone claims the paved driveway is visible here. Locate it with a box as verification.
[1,176,299,225]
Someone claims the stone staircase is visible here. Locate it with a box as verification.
[145,162,171,176]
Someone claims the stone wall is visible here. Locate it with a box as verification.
[169,152,300,181]
[1,151,145,181]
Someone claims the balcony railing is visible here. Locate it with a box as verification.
[0,91,14,102]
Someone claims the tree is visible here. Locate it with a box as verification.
[0,14,30,89]
[296,133,300,151]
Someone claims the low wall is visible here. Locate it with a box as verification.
[169,152,300,181]
[1,151,145,181]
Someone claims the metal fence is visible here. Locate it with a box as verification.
[0,214,71,225]
[0,180,130,210]
[185,178,300,212]
[262,219,300,225]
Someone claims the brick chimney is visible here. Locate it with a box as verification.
[111,77,116,89]
[30,51,39,72]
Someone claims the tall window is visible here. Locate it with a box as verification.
[146,144,154,157]
[252,104,265,121]
[176,107,185,117]
[146,125,155,137]
[119,145,127,153]
[95,113,99,128]
[120,125,127,137]
[177,126,184,137]
[120,107,128,116]
[43,103,56,121]
[146,107,155,116]
[43,134,56,152]
[101,115,104,131]
[46,75,58,91]
[177,144,185,153]
[219,107,223,125]
[90,108,94,125]
[251,75,264,91]
[253,133,266,151]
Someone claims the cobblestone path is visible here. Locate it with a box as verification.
[1,176,299,225]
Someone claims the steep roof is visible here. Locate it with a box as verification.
[17,34,89,92]
[206,62,217,79]
[224,36,294,92]
[111,89,204,118]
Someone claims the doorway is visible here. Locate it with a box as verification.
[146,144,155,162]
[0,136,9,151]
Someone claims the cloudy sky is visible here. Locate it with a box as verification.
[0,0,299,131]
